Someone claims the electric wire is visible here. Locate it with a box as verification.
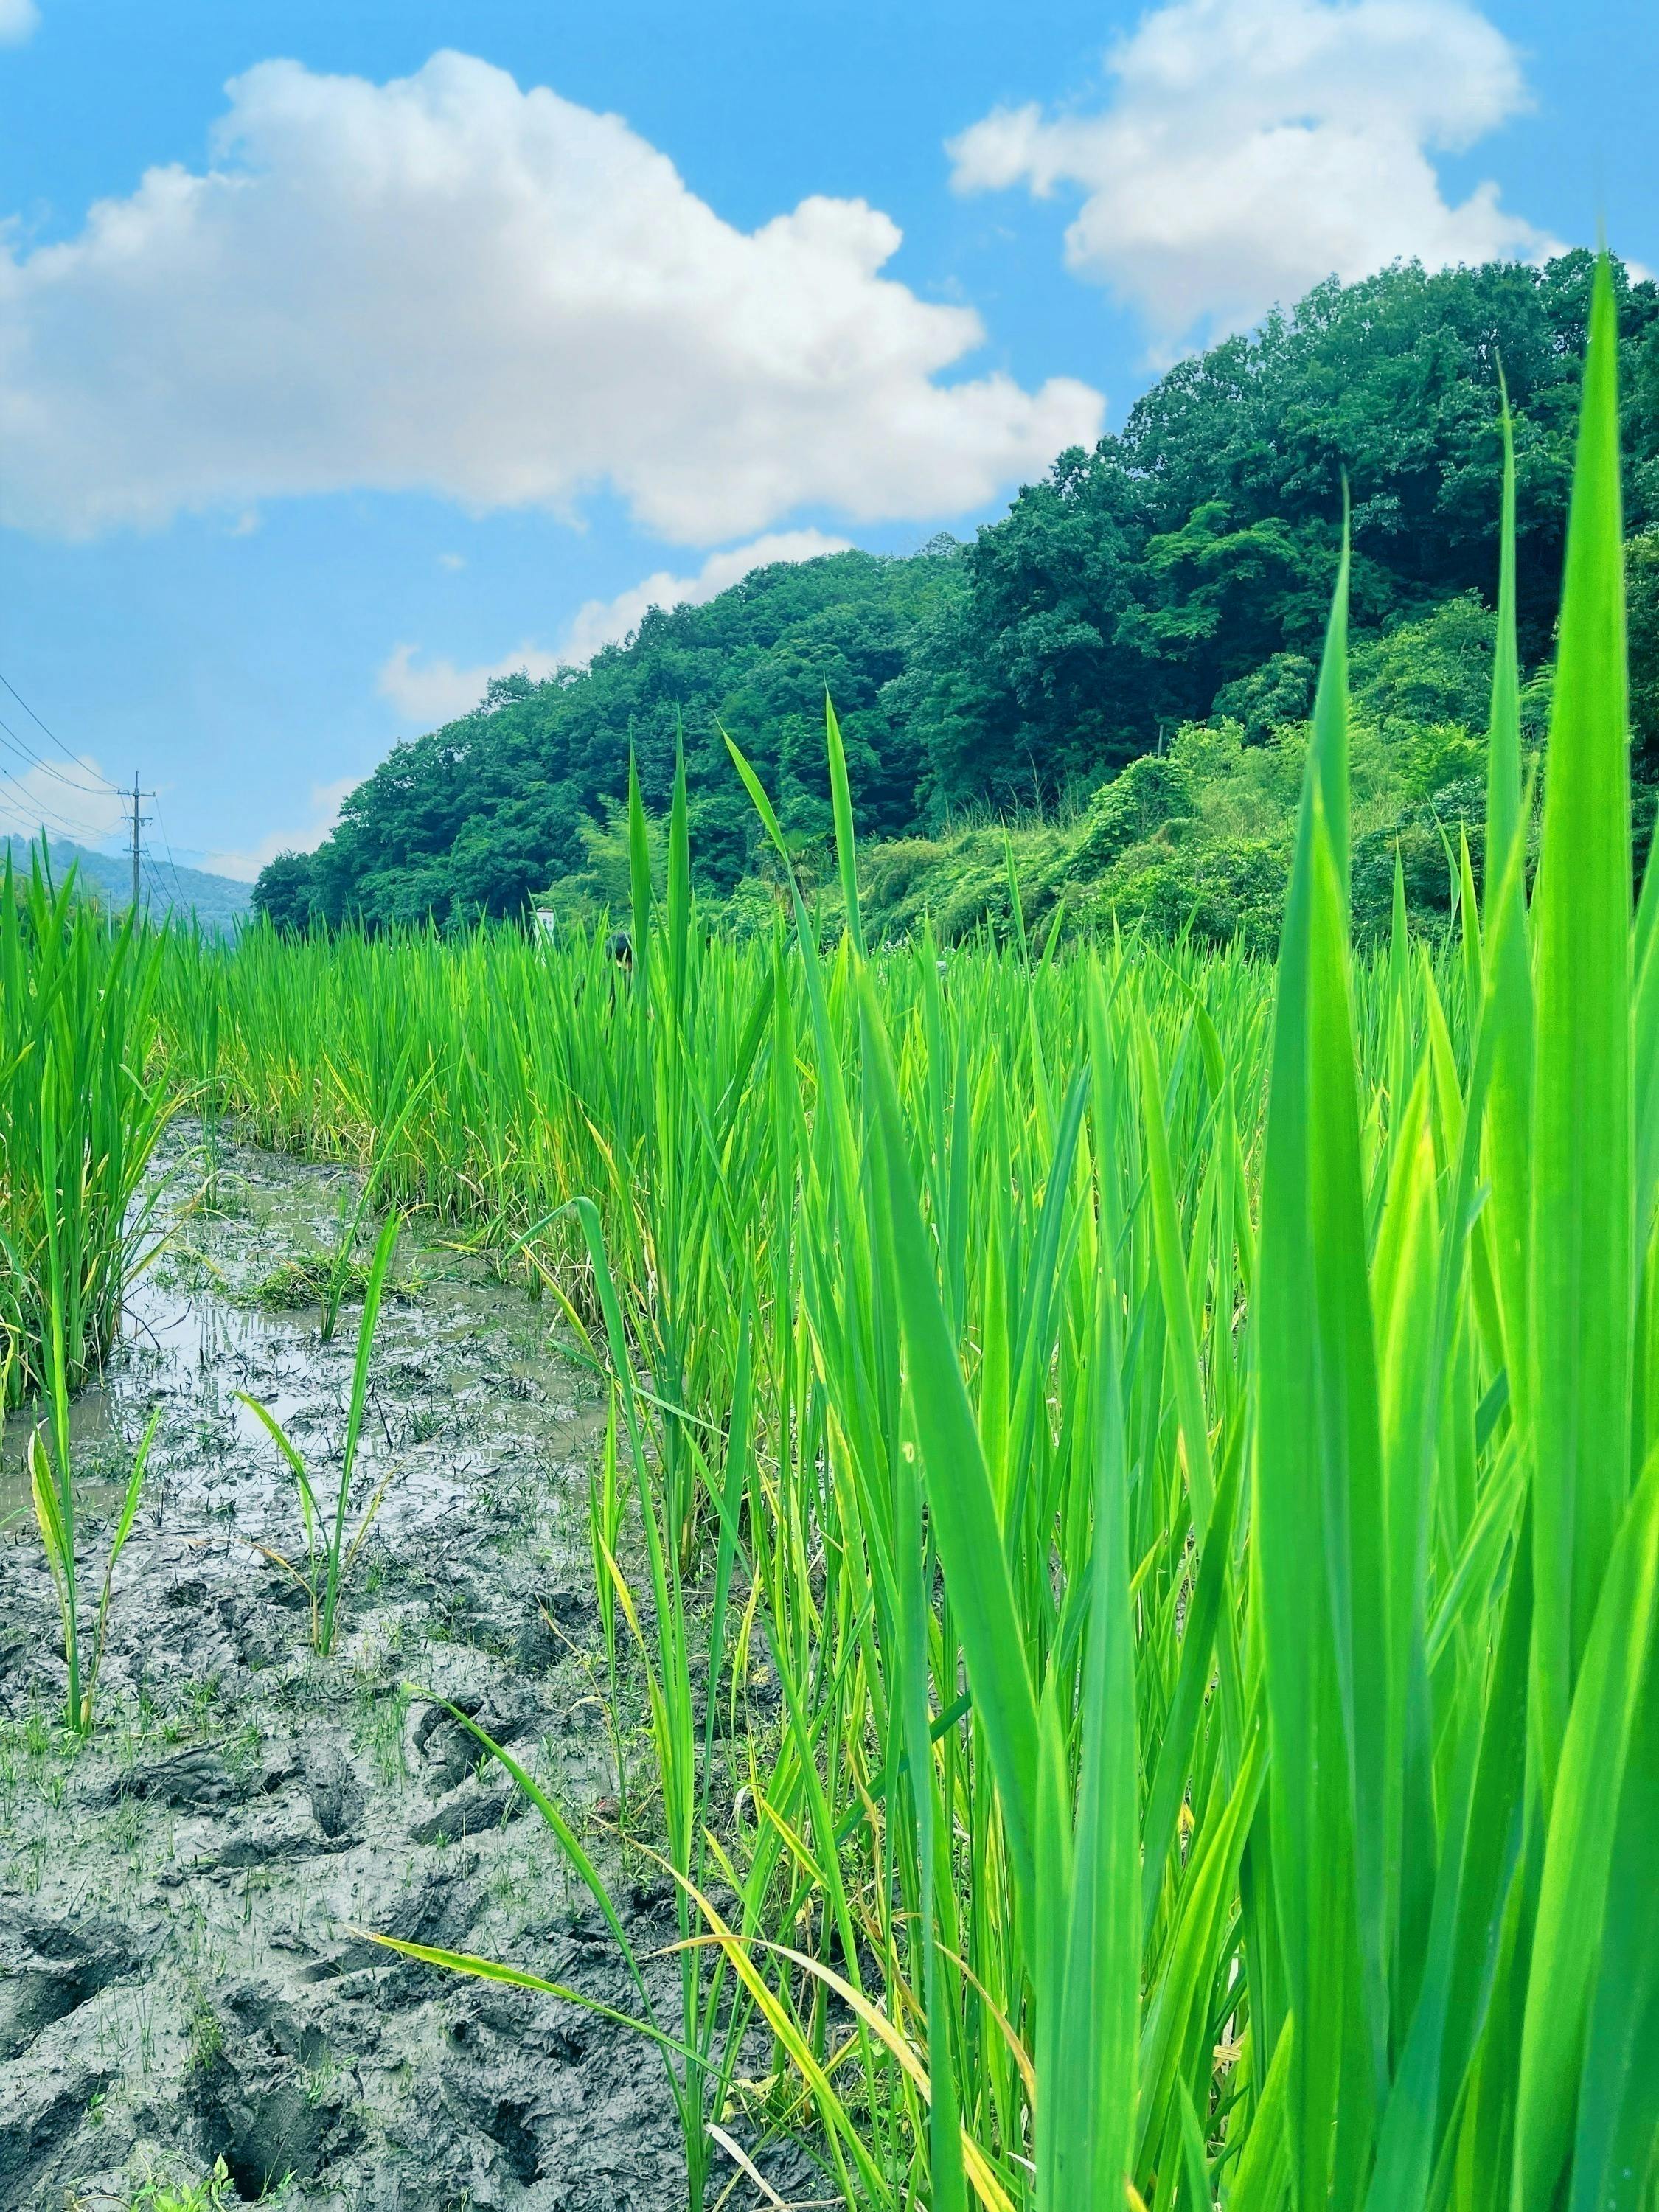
[0,667,185,911]
[0,667,156,902]
[0,667,125,793]
[0,717,123,839]
[0,709,126,799]
[150,793,192,909]
[0,762,115,849]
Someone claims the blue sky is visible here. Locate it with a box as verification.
[0,0,1652,879]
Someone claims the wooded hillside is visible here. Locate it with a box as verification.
[257,250,1659,938]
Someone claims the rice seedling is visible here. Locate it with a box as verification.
[237,1214,403,1655]
[69,2156,240,2212]
[313,1057,434,1340]
[27,1271,161,1734]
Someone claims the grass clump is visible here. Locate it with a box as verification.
[250,1251,372,1312]
[72,2162,234,2212]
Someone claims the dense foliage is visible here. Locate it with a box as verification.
[257,250,1659,939]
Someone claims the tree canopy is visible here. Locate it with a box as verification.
[257,250,1659,935]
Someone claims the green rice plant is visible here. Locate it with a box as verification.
[27,1273,161,1735]
[145,255,1658,2210]
[0,849,170,1408]
[314,1055,433,1340]
[237,1213,401,1655]
[588,1391,630,1821]
[68,2157,240,2212]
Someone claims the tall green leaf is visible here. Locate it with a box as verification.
[826,693,865,961]
[1528,255,1632,1787]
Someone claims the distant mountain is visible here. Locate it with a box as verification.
[2,835,253,934]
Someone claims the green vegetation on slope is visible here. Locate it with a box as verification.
[856,588,1554,953]
[257,249,1659,940]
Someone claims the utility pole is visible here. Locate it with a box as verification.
[126,770,153,913]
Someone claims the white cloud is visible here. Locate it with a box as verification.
[437,552,466,572]
[561,528,853,662]
[0,757,125,844]
[948,0,1559,351]
[204,774,355,881]
[0,0,40,48]
[0,50,1102,541]
[377,639,560,727]
[378,527,852,726]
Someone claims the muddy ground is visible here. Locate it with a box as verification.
[0,1126,800,2211]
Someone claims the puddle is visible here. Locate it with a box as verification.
[0,1122,793,2211]
[4,1122,605,1542]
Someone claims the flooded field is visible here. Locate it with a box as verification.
[0,1126,771,2211]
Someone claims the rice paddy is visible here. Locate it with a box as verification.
[5,259,1655,2207]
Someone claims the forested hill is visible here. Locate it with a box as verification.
[4,837,253,933]
[258,251,1659,936]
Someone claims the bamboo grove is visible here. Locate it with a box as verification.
[7,260,1655,2205]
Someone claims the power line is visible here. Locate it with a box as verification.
[150,793,192,909]
[141,851,171,915]
[0,668,170,915]
[0,706,125,795]
[0,666,125,793]
[0,709,125,799]
[0,757,91,830]
[0,763,115,848]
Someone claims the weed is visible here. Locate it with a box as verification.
[77,2155,237,2211]
[185,1985,223,2075]
[239,1216,402,1654]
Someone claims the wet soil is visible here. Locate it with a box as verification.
[0,1126,778,2211]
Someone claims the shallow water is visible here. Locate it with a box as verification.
[3,1121,604,1540]
[0,1123,790,2211]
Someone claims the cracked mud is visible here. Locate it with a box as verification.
[0,1127,785,2211]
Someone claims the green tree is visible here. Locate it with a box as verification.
[250,851,317,933]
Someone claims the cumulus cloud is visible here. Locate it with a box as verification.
[948,0,1558,350]
[0,51,1102,541]
[0,757,125,845]
[378,527,852,726]
[204,774,355,881]
[560,528,853,662]
[0,1,40,47]
[377,640,561,728]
